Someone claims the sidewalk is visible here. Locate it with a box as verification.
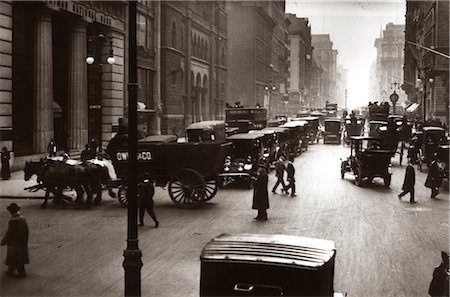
[0,171,44,199]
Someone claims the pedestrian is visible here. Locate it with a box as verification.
[1,203,29,278]
[252,167,269,220]
[1,147,11,180]
[428,251,449,297]
[272,156,287,194]
[89,137,99,155]
[398,158,416,203]
[138,177,159,228]
[47,138,57,157]
[425,154,442,199]
[285,155,297,197]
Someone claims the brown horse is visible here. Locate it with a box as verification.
[24,160,110,209]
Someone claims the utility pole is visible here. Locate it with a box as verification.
[345,89,347,112]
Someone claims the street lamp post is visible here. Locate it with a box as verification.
[123,2,142,297]
[264,82,276,117]
[390,82,399,114]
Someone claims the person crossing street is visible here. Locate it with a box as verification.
[272,156,287,194]
[285,155,297,197]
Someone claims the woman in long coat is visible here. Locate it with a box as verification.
[252,168,269,220]
[425,156,442,198]
[1,203,29,277]
[1,147,11,180]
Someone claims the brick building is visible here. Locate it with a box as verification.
[160,1,228,135]
[404,0,449,124]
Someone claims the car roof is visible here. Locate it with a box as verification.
[281,121,307,128]
[324,118,341,122]
[266,127,289,133]
[186,120,225,130]
[350,136,383,141]
[249,129,274,135]
[227,133,264,140]
[369,120,388,124]
[423,126,445,132]
[295,116,319,121]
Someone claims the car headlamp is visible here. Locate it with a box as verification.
[238,162,244,171]
[244,164,253,170]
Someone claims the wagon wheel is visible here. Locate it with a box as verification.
[117,184,128,207]
[384,175,391,187]
[204,178,219,201]
[168,169,206,208]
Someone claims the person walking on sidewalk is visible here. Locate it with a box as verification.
[398,158,416,203]
[138,177,159,228]
[1,203,29,278]
[285,155,297,197]
[1,147,11,180]
[425,154,442,199]
[47,139,57,157]
[272,156,287,194]
[252,167,269,220]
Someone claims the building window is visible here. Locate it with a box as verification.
[171,21,177,48]
[137,13,146,48]
[138,67,154,109]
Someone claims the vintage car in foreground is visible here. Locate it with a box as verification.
[341,136,393,187]
[323,118,342,144]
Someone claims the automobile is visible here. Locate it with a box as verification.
[437,145,449,180]
[422,127,447,166]
[262,127,290,161]
[369,120,388,138]
[249,129,277,169]
[267,119,282,127]
[280,120,308,155]
[294,116,320,143]
[219,133,265,188]
[344,116,364,144]
[186,120,226,142]
[341,136,393,187]
[324,118,342,144]
[200,233,346,297]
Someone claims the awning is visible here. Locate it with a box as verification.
[406,103,420,113]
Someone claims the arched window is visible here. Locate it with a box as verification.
[171,21,177,48]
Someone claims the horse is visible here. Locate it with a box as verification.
[24,160,110,209]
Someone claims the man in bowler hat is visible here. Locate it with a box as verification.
[285,155,297,197]
[1,203,29,277]
[272,156,287,194]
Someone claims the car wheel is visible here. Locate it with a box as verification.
[384,175,391,187]
[354,168,363,186]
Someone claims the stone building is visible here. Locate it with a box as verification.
[286,14,312,112]
[160,1,228,135]
[311,34,338,110]
[373,23,406,110]
[227,1,289,117]
[0,1,127,163]
[404,0,449,124]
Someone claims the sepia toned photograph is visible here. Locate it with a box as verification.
[0,0,448,296]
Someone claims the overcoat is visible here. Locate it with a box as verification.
[402,164,415,191]
[1,150,10,179]
[1,214,29,266]
[286,162,295,181]
[275,160,285,177]
[252,172,269,210]
[425,160,442,188]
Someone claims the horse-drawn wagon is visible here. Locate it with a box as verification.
[107,134,232,208]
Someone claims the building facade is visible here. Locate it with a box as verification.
[373,23,406,111]
[160,1,228,135]
[286,14,312,113]
[1,1,128,162]
[311,34,338,110]
[227,1,288,117]
[404,0,449,124]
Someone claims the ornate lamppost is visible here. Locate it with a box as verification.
[389,82,399,115]
[264,81,276,117]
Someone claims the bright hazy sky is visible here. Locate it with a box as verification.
[286,0,406,109]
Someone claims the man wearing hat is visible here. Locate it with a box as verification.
[1,203,29,277]
[138,175,159,228]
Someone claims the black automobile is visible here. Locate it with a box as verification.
[341,136,393,187]
[323,118,342,144]
[186,120,227,142]
[249,129,277,169]
[219,133,265,188]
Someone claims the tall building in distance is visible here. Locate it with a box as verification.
[311,34,338,109]
[286,14,312,112]
[336,65,349,110]
[227,1,289,116]
[373,22,406,111]
[404,0,449,124]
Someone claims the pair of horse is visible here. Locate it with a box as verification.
[24,159,111,209]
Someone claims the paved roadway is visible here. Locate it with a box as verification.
[0,142,448,297]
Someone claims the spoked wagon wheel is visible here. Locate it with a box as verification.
[168,169,206,208]
[204,178,219,201]
[117,184,128,207]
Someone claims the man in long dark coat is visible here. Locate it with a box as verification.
[1,147,11,180]
[138,178,159,228]
[252,167,269,220]
[398,158,416,203]
[1,203,29,277]
[426,156,442,199]
[272,156,287,194]
[285,155,297,197]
